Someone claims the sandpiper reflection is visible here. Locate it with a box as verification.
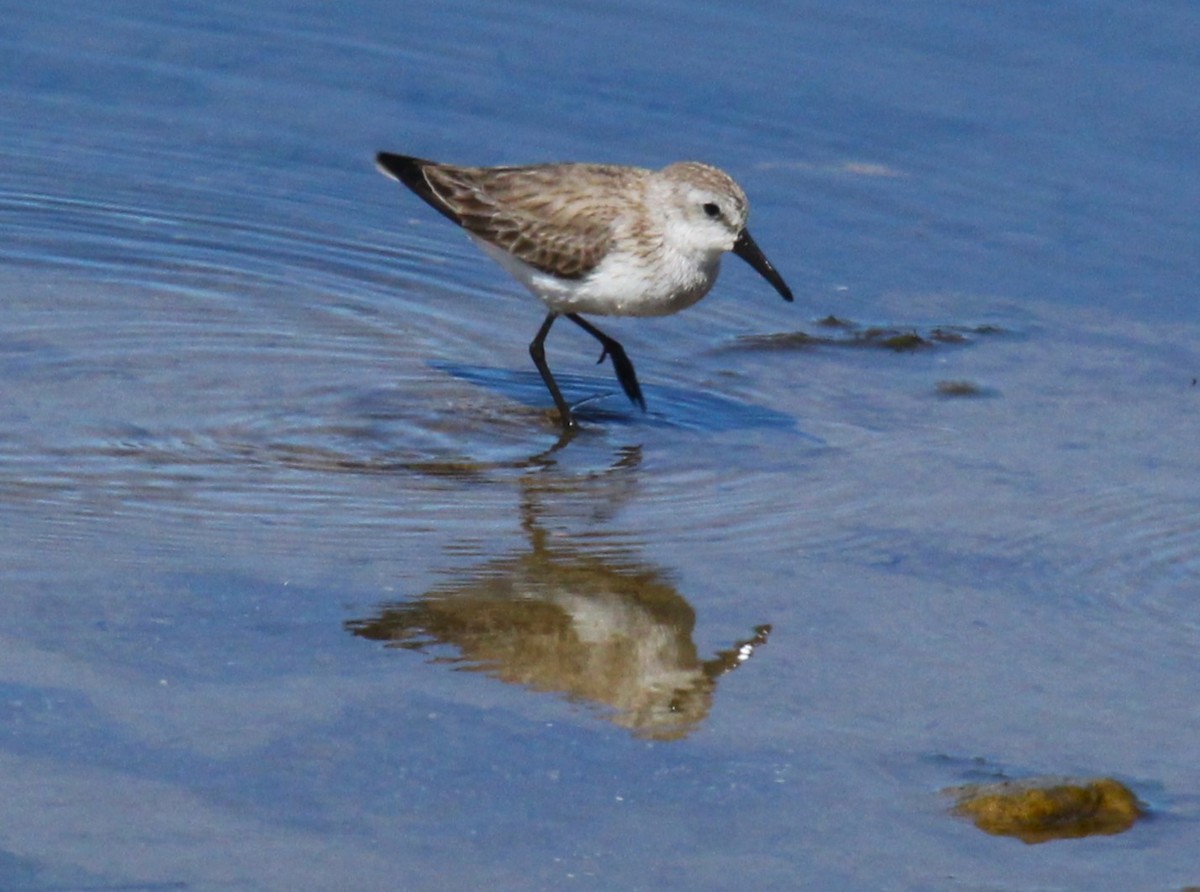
[346,450,770,740]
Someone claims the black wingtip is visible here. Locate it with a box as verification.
[375,152,428,189]
[375,151,466,226]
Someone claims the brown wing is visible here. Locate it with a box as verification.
[378,153,638,280]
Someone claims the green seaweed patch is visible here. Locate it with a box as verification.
[815,315,856,329]
[935,380,991,398]
[733,320,1008,353]
[732,330,824,350]
[856,328,930,351]
[946,777,1142,844]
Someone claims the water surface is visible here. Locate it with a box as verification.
[3,1,1200,890]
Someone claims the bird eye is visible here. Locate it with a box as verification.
[702,202,721,219]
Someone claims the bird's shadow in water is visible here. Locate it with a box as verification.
[431,361,799,434]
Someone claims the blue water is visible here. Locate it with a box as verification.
[3,1,1200,890]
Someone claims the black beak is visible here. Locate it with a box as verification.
[733,229,793,302]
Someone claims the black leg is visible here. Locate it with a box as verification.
[529,312,576,429]
[565,313,646,411]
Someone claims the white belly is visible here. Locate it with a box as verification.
[472,235,721,318]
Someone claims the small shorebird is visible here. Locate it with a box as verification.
[376,152,792,429]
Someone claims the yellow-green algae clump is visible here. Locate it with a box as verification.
[947,777,1142,844]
